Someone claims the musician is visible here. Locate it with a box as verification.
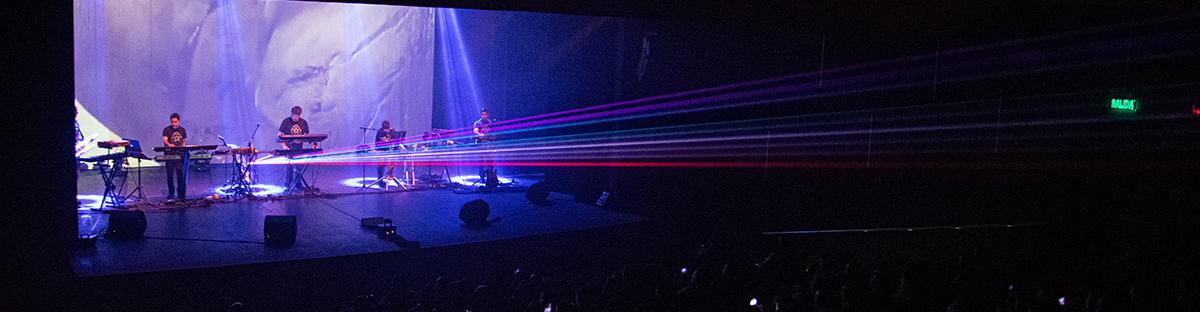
[278,106,316,150]
[473,108,492,138]
[75,106,84,144]
[473,108,494,182]
[76,107,83,193]
[375,120,395,187]
[278,106,315,189]
[162,113,188,200]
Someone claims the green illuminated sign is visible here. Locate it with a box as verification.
[1111,98,1137,111]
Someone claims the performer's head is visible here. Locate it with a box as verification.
[170,113,180,128]
[291,106,302,121]
[381,120,390,129]
[480,108,488,120]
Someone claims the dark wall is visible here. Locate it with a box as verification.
[7,0,77,308]
[534,6,1200,231]
[549,160,1200,235]
[436,1,1200,136]
[433,9,623,130]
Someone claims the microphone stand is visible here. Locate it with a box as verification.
[248,123,261,149]
[248,122,261,176]
[358,126,376,188]
[359,126,377,144]
[235,123,262,199]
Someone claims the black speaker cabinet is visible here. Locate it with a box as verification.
[526,181,551,204]
[264,215,297,247]
[105,210,146,240]
[459,199,490,226]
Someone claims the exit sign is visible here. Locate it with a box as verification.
[1111,98,1138,111]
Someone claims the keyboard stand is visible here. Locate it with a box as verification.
[285,157,312,193]
[91,152,125,211]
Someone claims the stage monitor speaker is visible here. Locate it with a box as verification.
[459,199,490,226]
[526,181,551,204]
[264,215,296,247]
[105,210,146,240]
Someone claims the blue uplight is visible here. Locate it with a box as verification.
[76,194,108,211]
[215,184,286,197]
[339,177,404,188]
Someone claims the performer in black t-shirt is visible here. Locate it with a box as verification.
[278,106,314,150]
[473,108,494,183]
[162,113,188,200]
[278,106,314,189]
[375,120,395,187]
[472,108,492,139]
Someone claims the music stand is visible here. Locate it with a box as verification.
[120,139,151,202]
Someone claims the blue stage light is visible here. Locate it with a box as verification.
[76,194,108,211]
[215,184,286,197]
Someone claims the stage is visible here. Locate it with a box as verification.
[73,162,646,277]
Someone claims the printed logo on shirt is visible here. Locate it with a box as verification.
[171,132,183,145]
[291,124,302,135]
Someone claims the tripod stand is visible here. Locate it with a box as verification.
[119,157,148,203]
[219,125,260,200]
[117,139,149,203]
[363,162,405,191]
[361,129,408,191]
[223,149,256,200]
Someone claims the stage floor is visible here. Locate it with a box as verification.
[73,163,646,277]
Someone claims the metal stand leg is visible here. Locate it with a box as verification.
[92,158,123,211]
[120,159,146,203]
[224,154,254,200]
[360,164,405,191]
[286,164,309,192]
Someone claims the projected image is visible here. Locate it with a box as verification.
[74,0,434,153]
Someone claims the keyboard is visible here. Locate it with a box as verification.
[79,152,128,163]
[279,134,328,143]
[152,145,218,153]
[98,140,130,149]
[273,149,323,157]
[153,154,213,161]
